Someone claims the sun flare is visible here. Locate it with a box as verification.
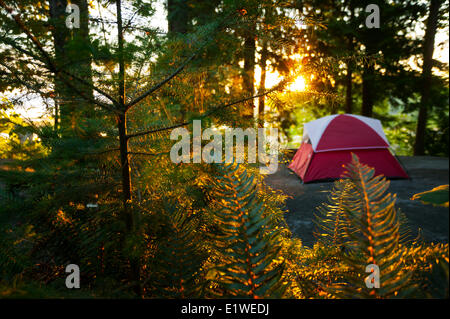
[287,76,307,92]
[256,66,307,93]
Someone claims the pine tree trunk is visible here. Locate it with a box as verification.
[243,24,256,118]
[71,0,94,116]
[49,0,93,134]
[361,62,374,117]
[167,0,189,121]
[345,1,354,114]
[49,0,68,131]
[345,64,353,114]
[258,41,268,125]
[361,19,376,119]
[167,0,189,34]
[414,0,441,155]
[116,0,141,297]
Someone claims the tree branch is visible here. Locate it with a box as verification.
[0,62,49,98]
[127,151,169,156]
[124,51,198,110]
[126,81,286,140]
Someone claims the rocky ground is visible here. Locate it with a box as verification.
[264,155,449,247]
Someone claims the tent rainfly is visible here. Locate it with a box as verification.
[288,114,409,183]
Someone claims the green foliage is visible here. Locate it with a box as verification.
[141,201,209,298]
[401,242,449,298]
[328,154,412,298]
[314,180,355,247]
[206,163,286,298]
[0,103,46,160]
[283,241,349,299]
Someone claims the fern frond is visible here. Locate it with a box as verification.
[208,163,285,298]
[401,242,449,298]
[314,179,356,248]
[329,153,413,298]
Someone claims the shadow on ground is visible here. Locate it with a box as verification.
[264,155,449,248]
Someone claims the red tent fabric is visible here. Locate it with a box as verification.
[288,114,409,183]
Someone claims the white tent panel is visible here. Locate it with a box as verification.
[303,114,338,151]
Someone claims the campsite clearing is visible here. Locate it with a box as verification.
[265,155,449,247]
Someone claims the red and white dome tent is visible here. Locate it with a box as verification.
[288,114,409,183]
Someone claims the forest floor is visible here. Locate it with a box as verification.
[264,155,449,247]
